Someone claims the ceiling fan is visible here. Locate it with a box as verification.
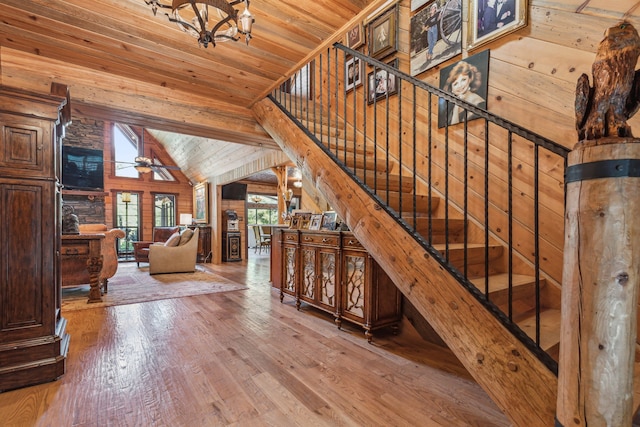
[114,123,181,174]
[131,156,181,174]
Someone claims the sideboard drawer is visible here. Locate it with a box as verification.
[301,233,339,246]
[342,235,364,250]
[282,231,299,243]
[61,244,90,256]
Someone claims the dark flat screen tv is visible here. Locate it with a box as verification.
[222,183,247,200]
[62,146,104,191]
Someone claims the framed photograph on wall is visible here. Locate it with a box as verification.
[409,0,462,76]
[346,22,364,49]
[367,58,399,105]
[437,49,490,128]
[193,181,209,224]
[467,0,526,50]
[345,56,364,92]
[368,5,398,60]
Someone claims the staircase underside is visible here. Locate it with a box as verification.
[253,97,558,427]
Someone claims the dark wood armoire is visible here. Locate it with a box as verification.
[0,85,70,391]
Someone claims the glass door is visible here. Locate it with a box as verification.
[115,192,140,260]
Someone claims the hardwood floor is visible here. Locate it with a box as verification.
[0,252,510,426]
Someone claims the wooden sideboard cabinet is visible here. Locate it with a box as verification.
[61,234,104,303]
[273,229,402,341]
[188,225,212,263]
[0,85,70,392]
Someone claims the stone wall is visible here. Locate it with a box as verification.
[62,118,106,225]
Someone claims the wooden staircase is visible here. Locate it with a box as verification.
[296,103,566,364]
[255,96,560,426]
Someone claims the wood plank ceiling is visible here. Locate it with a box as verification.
[0,0,376,183]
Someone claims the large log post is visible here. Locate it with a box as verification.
[557,139,640,426]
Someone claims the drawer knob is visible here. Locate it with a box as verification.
[304,237,312,241]
[322,238,329,243]
[348,240,356,245]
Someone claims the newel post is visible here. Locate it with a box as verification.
[556,138,640,426]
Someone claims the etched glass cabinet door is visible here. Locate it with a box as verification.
[341,251,367,323]
[316,248,337,313]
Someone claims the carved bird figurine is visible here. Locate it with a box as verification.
[575,21,640,140]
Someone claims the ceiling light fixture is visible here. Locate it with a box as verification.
[145,0,254,48]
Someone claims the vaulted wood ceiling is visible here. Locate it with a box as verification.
[0,0,380,183]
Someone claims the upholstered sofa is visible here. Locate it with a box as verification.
[77,224,125,293]
[132,226,180,266]
[149,227,199,275]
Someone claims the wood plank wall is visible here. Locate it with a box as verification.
[318,0,640,286]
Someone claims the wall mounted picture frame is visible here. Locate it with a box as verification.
[193,181,209,224]
[467,0,526,50]
[437,49,490,128]
[409,0,463,76]
[368,5,398,60]
[346,22,365,49]
[320,211,337,231]
[309,214,323,231]
[345,57,364,92]
[367,58,399,105]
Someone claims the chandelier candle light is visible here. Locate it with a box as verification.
[145,0,254,48]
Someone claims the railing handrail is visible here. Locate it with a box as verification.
[335,43,570,158]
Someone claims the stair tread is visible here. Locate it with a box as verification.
[515,309,561,351]
[470,273,541,293]
[433,243,501,250]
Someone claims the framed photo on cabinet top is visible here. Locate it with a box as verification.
[309,214,323,231]
[320,211,337,231]
[467,0,526,50]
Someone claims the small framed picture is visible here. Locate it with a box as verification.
[346,22,364,49]
[345,57,364,92]
[289,214,302,229]
[320,211,337,231]
[367,58,399,105]
[368,5,398,60]
[309,214,323,231]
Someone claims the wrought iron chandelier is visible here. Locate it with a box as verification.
[145,0,254,48]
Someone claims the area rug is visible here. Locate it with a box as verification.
[62,263,248,311]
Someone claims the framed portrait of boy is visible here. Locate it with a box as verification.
[345,57,363,92]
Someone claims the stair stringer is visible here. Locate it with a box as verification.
[253,97,558,427]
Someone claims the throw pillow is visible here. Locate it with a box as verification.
[164,232,181,247]
[179,228,194,246]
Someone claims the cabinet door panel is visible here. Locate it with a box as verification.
[282,246,297,295]
[0,116,52,178]
[342,253,366,319]
[301,248,316,301]
[0,182,53,338]
[318,250,337,309]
